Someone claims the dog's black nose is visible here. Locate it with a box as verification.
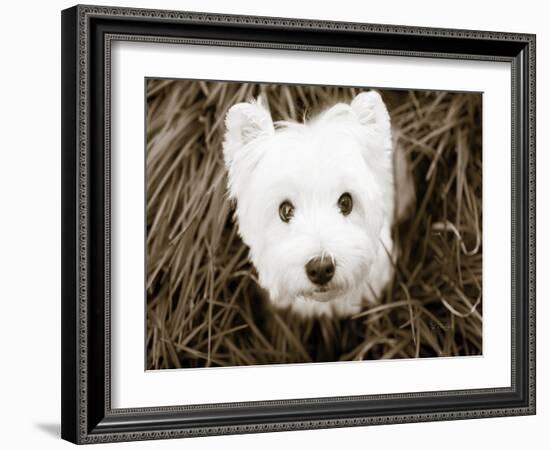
[306,256,335,285]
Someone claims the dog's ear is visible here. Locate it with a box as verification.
[223,96,274,199]
[350,91,391,137]
[223,96,274,168]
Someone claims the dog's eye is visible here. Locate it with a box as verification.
[279,201,294,223]
[338,193,353,216]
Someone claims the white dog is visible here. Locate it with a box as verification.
[223,91,411,318]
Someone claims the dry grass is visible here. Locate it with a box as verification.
[146,79,482,369]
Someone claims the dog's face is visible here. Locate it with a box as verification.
[223,92,394,314]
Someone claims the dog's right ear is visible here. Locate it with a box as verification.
[223,96,274,168]
[223,96,274,200]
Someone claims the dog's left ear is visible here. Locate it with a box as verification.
[350,91,391,138]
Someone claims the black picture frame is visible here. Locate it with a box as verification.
[61,4,536,444]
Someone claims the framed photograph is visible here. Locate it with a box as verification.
[61,4,536,444]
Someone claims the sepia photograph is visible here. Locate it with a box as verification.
[145,79,482,370]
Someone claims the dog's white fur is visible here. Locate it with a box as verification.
[223,91,400,318]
